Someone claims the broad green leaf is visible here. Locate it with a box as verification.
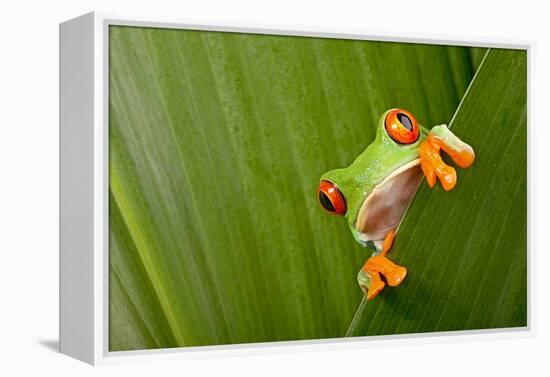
[347,48,527,337]
[108,25,478,351]
[469,47,488,72]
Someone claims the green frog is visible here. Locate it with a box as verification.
[318,108,475,300]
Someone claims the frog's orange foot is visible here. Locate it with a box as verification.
[420,140,457,191]
[419,125,475,191]
[358,254,407,300]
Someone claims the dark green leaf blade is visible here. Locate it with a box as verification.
[347,48,527,337]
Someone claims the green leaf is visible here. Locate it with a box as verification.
[108,25,479,351]
[346,48,527,337]
[468,47,488,72]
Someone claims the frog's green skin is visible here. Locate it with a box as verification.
[321,109,429,250]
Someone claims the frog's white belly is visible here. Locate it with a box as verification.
[355,158,423,243]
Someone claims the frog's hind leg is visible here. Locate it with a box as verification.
[357,230,407,300]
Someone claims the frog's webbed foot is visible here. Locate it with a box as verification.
[420,125,475,191]
[357,230,407,300]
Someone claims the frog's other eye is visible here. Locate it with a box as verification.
[384,109,420,145]
[318,180,346,215]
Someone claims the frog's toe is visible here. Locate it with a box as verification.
[385,265,407,287]
[447,144,475,169]
[420,160,437,188]
[357,269,385,300]
[437,164,457,191]
[366,279,386,301]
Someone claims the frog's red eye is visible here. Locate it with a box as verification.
[318,180,346,215]
[384,109,419,145]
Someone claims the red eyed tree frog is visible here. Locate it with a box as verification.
[317,109,475,300]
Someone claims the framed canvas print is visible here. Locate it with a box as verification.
[59,12,531,365]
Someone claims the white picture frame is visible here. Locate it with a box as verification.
[59,11,533,365]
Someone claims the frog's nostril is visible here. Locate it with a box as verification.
[318,180,346,215]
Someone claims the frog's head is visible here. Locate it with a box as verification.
[318,109,428,246]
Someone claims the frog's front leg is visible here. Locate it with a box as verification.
[420,125,475,191]
[357,230,407,300]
